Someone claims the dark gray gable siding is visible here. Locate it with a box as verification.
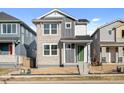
[0,12,20,21]
[61,17,75,38]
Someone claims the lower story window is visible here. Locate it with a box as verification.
[43,44,57,56]
[44,45,50,55]
[51,45,57,55]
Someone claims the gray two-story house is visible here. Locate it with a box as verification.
[91,19,124,64]
[33,9,92,69]
[0,12,36,68]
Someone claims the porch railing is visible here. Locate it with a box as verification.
[0,55,17,63]
[0,51,10,55]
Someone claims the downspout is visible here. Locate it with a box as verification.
[113,28,116,42]
[87,43,88,63]
[59,41,63,67]
[113,28,117,63]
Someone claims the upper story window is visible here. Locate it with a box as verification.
[44,23,58,35]
[108,30,112,35]
[65,22,71,29]
[51,24,57,34]
[122,30,124,38]
[1,24,17,34]
[44,24,50,34]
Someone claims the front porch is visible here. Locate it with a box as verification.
[60,36,92,69]
[0,42,18,67]
[62,43,88,64]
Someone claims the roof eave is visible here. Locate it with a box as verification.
[0,20,21,23]
[36,9,78,20]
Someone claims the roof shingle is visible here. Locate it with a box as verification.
[0,12,20,21]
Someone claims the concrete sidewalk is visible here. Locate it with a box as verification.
[1,73,124,78]
[0,80,124,84]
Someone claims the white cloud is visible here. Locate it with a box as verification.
[92,18,100,22]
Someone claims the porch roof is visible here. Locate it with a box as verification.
[60,35,92,43]
[100,42,124,46]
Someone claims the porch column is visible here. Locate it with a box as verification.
[87,44,90,63]
[63,43,65,64]
[12,42,15,55]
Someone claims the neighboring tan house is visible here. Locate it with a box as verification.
[33,9,92,69]
[0,12,36,68]
[91,19,124,64]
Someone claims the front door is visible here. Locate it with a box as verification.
[77,45,84,62]
[0,43,12,55]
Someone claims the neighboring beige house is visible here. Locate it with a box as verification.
[33,9,92,70]
[91,19,124,64]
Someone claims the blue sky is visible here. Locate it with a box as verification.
[0,8,124,35]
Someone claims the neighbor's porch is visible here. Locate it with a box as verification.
[0,42,15,55]
[0,42,17,64]
[100,45,124,63]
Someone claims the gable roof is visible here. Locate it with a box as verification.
[36,9,78,20]
[0,12,20,21]
[97,19,124,29]
[91,19,124,37]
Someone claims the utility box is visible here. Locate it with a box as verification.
[117,66,124,73]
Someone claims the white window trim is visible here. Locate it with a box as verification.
[43,23,59,36]
[65,22,72,29]
[43,43,58,56]
[1,23,18,35]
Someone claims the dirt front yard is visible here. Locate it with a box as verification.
[0,68,15,75]
[89,63,124,74]
[31,66,79,75]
